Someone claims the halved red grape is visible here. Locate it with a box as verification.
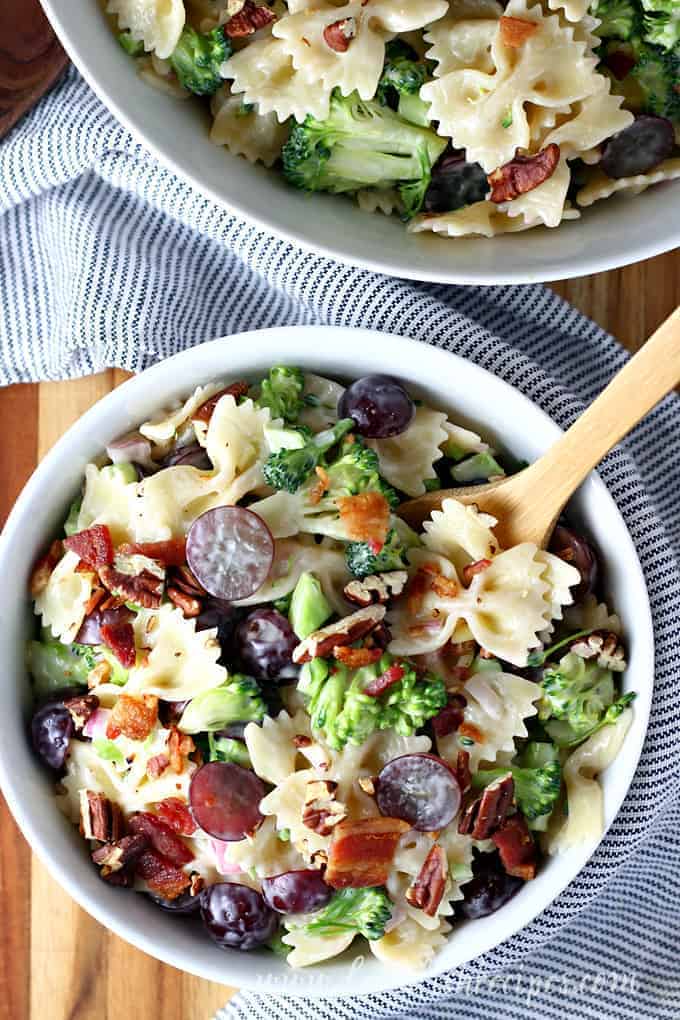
[376,753,461,831]
[162,443,212,470]
[601,115,674,180]
[75,605,134,645]
[148,889,202,915]
[338,375,415,438]
[31,704,74,770]
[233,607,299,683]
[189,761,264,841]
[186,507,274,601]
[262,869,332,914]
[200,882,278,950]
[455,850,523,919]
[549,523,599,602]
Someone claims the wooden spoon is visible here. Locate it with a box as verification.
[0,0,68,140]
[398,306,680,548]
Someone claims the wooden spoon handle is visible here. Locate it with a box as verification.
[0,0,68,140]
[521,306,680,508]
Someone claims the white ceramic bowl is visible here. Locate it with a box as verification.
[41,2,680,285]
[0,327,653,996]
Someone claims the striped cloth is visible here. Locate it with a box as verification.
[2,67,679,1020]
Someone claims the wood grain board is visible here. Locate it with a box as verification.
[0,251,678,1020]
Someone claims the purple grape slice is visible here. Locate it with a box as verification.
[338,374,415,438]
[262,869,332,914]
[189,761,265,841]
[233,607,299,683]
[600,115,674,180]
[186,507,274,601]
[31,704,74,770]
[200,882,278,950]
[549,523,599,602]
[376,753,461,831]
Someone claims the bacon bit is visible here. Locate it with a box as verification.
[325,817,411,889]
[488,144,561,203]
[80,790,123,842]
[405,844,447,916]
[458,773,514,840]
[364,661,405,697]
[128,811,194,866]
[499,15,538,47]
[367,538,384,555]
[293,734,312,748]
[118,539,187,567]
[167,586,202,618]
[454,749,472,796]
[64,525,114,569]
[155,797,197,836]
[106,694,158,741]
[337,491,390,544]
[308,466,331,506]
[462,558,492,585]
[30,540,63,596]
[428,572,460,599]
[224,1,275,37]
[98,564,164,610]
[431,693,467,738]
[167,725,195,774]
[192,381,250,423]
[333,645,383,668]
[135,849,192,900]
[323,16,356,51]
[147,753,170,779]
[458,721,484,743]
[101,621,137,668]
[492,814,537,880]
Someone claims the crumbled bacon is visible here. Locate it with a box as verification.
[29,540,63,596]
[98,563,164,610]
[224,1,275,38]
[146,753,170,779]
[364,661,405,697]
[499,15,538,47]
[135,849,192,900]
[424,566,460,599]
[487,144,561,203]
[192,381,250,423]
[431,694,467,738]
[64,525,114,569]
[155,797,197,836]
[128,811,194,866]
[100,621,137,667]
[405,844,447,916]
[333,645,383,668]
[337,491,390,544]
[106,694,158,741]
[461,558,492,585]
[459,721,484,744]
[323,16,355,51]
[325,816,411,889]
[308,466,331,506]
[167,725,195,774]
[458,773,514,840]
[83,584,108,617]
[118,539,187,567]
[492,813,537,880]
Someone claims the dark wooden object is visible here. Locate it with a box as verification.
[0,0,68,140]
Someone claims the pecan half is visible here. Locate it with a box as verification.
[458,773,514,840]
[80,790,123,842]
[344,570,408,607]
[325,816,411,889]
[224,2,275,38]
[406,844,447,916]
[303,779,347,836]
[168,565,206,598]
[499,15,538,47]
[292,605,386,663]
[488,144,560,203]
[167,586,202,618]
[92,833,149,875]
[492,813,537,879]
[30,540,63,597]
[98,563,164,609]
[323,16,356,51]
[570,630,626,672]
[189,871,205,897]
[63,694,100,732]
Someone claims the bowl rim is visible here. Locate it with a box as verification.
[40,0,680,286]
[0,326,654,995]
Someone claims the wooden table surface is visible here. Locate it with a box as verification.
[0,251,677,1020]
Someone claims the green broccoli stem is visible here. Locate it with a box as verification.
[299,887,393,941]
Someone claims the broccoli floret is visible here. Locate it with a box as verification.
[282,90,447,219]
[289,571,333,639]
[472,761,562,821]
[591,0,640,38]
[28,640,94,697]
[169,26,231,96]
[63,495,83,537]
[178,674,266,733]
[299,653,446,750]
[258,366,306,424]
[345,525,408,578]
[208,731,251,767]
[538,652,636,747]
[323,435,399,509]
[377,40,428,101]
[262,418,354,492]
[631,42,680,117]
[118,31,145,57]
[641,0,680,50]
[526,628,594,667]
[450,452,506,485]
[297,887,392,941]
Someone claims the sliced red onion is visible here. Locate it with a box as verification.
[83,707,111,740]
[106,431,157,473]
[210,838,243,875]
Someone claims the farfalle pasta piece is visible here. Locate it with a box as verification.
[205,395,271,491]
[227,817,308,877]
[370,917,451,969]
[424,2,502,78]
[546,0,589,21]
[298,372,346,432]
[77,463,140,544]
[422,498,500,572]
[210,85,290,167]
[127,605,227,700]
[576,159,680,208]
[356,189,403,216]
[282,925,356,967]
[235,536,351,615]
[388,827,474,930]
[34,551,94,644]
[107,0,185,59]
[368,405,449,497]
[498,154,572,228]
[543,88,633,160]
[244,709,312,786]
[409,200,579,237]
[442,420,490,457]
[564,594,622,635]
[388,549,464,656]
[259,768,332,861]
[272,0,448,102]
[140,381,226,453]
[223,37,333,123]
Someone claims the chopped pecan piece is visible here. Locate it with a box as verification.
[92,833,149,875]
[168,565,206,598]
[224,1,276,38]
[64,525,114,569]
[167,725,195,774]
[323,16,356,51]
[461,558,492,585]
[570,630,626,672]
[325,816,411,889]
[292,605,386,663]
[333,645,382,668]
[192,381,250,423]
[337,491,390,544]
[363,661,406,697]
[147,753,170,779]
[189,871,205,897]
[30,540,63,596]
[492,813,537,880]
[80,790,123,842]
[167,586,202,618]
[118,539,187,567]
[344,570,408,607]
[405,844,447,917]
[63,694,100,732]
[488,144,560,203]
[458,773,515,840]
[303,779,347,836]
[106,694,158,741]
[499,15,538,47]
[88,660,112,689]
[453,749,472,797]
[98,562,164,609]
[431,694,467,738]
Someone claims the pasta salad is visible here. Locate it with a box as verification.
[104,0,679,238]
[28,366,636,969]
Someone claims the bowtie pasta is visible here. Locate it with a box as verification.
[105,0,677,238]
[29,364,636,970]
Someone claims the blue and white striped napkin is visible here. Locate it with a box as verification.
[2,67,679,1020]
